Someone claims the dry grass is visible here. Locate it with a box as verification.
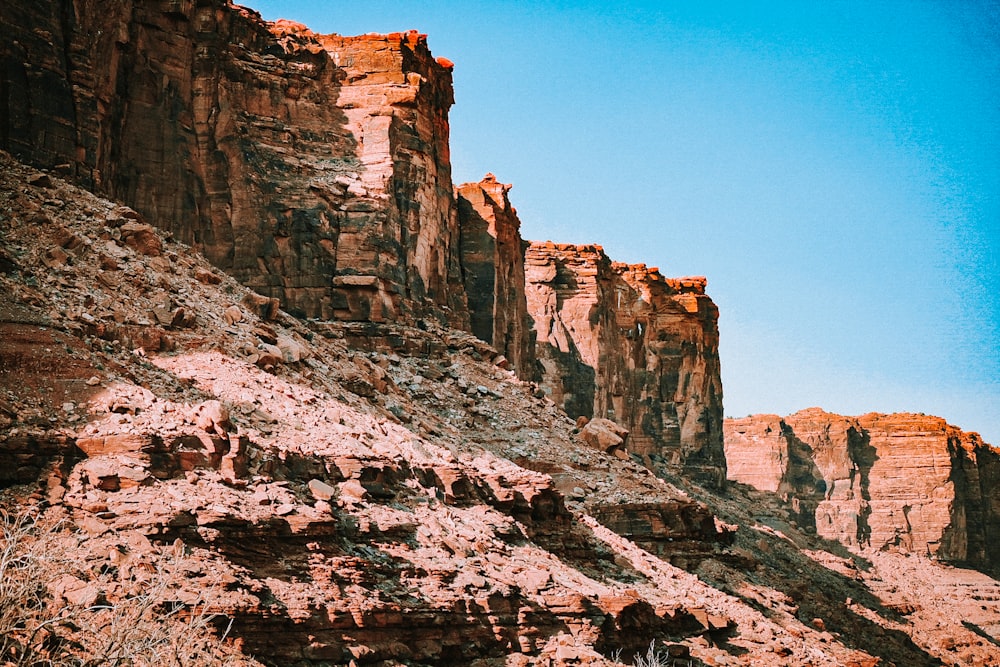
[613,641,698,667]
[0,508,257,666]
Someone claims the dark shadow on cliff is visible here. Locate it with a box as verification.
[848,427,877,549]
[941,439,1000,577]
[0,0,365,321]
[534,339,597,420]
[457,196,497,345]
[526,252,601,419]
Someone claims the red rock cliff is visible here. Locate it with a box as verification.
[456,175,534,378]
[0,0,468,325]
[1,0,727,490]
[525,242,725,488]
[725,409,1000,569]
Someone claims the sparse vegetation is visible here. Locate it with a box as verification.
[0,508,256,666]
[613,641,700,667]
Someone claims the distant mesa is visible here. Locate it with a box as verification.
[725,408,999,570]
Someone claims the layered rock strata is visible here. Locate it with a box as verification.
[1,0,730,491]
[0,0,468,325]
[725,408,1000,569]
[0,156,738,665]
[525,242,725,488]
[456,174,534,378]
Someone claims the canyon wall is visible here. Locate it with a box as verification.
[0,0,468,325]
[525,242,725,488]
[725,409,1000,569]
[456,175,534,378]
[1,0,725,485]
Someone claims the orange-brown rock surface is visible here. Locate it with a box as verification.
[4,1,1000,663]
[725,408,1000,569]
[525,242,725,488]
[4,110,1000,667]
[0,0,468,325]
[456,175,535,379]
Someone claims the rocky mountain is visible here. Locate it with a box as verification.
[725,409,1000,571]
[1,0,724,485]
[2,1,1000,665]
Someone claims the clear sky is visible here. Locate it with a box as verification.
[248,1,1000,445]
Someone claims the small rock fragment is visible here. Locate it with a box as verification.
[191,400,232,436]
[194,267,222,284]
[28,173,52,188]
[242,291,280,321]
[223,305,244,325]
[120,222,162,256]
[308,479,337,501]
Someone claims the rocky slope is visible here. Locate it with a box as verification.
[7,154,1000,665]
[725,408,1000,571]
[1,0,725,485]
[2,1,1000,665]
[525,243,725,488]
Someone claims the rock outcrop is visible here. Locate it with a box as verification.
[0,1,468,325]
[5,36,1000,666]
[725,408,1000,569]
[0,154,732,665]
[456,175,534,378]
[525,242,725,488]
[1,0,727,490]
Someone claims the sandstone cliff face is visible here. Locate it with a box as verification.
[8,112,1000,667]
[0,0,468,325]
[725,409,1000,569]
[456,175,534,378]
[1,0,730,491]
[525,242,725,488]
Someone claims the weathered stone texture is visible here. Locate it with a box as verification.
[725,409,1000,569]
[456,174,534,379]
[525,242,725,488]
[0,1,468,325]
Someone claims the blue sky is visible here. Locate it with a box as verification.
[248,1,1000,445]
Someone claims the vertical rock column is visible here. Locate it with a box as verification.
[612,264,725,488]
[456,174,534,379]
[322,30,468,325]
[525,242,614,422]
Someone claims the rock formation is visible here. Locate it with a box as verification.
[725,408,1000,569]
[525,242,725,488]
[4,1,1000,663]
[0,1,468,325]
[456,175,534,379]
[10,155,1000,666]
[0,0,726,489]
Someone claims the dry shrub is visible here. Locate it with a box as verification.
[0,508,258,666]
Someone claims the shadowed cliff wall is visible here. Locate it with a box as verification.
[525,242,725,488]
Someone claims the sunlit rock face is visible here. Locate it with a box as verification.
[725,409,1000,568]
[2,0,727,490]
[0,1,468,326]
[525,242,725,488]
[456,175,535,379]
